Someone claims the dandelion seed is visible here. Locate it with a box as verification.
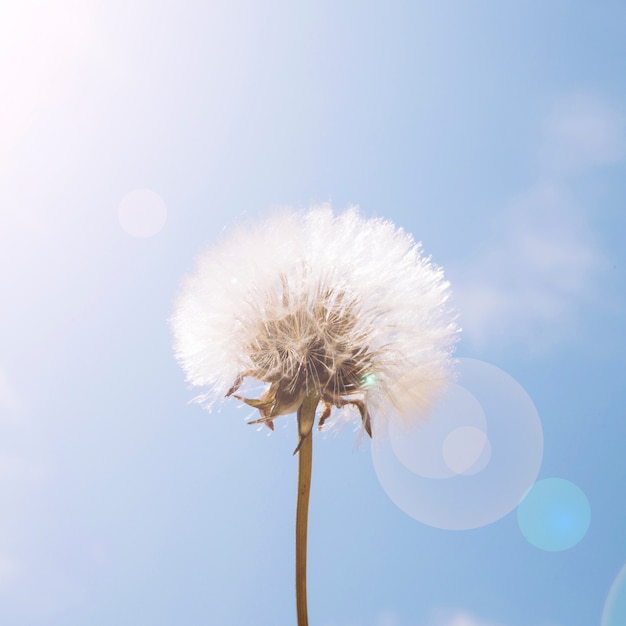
[170,204,459,626]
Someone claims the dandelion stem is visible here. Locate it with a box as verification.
[295,392,318,626]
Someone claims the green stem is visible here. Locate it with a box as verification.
[295,392,318,626]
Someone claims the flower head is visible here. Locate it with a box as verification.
[171,205,458,437]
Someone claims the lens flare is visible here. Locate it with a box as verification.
[118,188,167,238]
[388,382,487,479]
[517,478,590,551]
[442,426,491,475]
[372,358,543,530]
[603,562,626,626]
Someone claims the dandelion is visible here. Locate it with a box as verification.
[171,205,458,625]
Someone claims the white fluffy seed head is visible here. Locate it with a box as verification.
[171,205,459,434]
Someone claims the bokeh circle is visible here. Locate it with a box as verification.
[517,478,590,551]
[118,188,167,238]
[389,383,489,479]
[602,562,626,625]
[371,358,544,530]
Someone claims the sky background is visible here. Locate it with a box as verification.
[1,1,625,625]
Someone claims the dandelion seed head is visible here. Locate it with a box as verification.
[171,204,459,434]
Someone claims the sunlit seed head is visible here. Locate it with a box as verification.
[171,205,459,434]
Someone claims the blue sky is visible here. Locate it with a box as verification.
[1,1,625,624]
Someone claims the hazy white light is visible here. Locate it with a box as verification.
[118,189,167,238]
[0,1,97,172]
